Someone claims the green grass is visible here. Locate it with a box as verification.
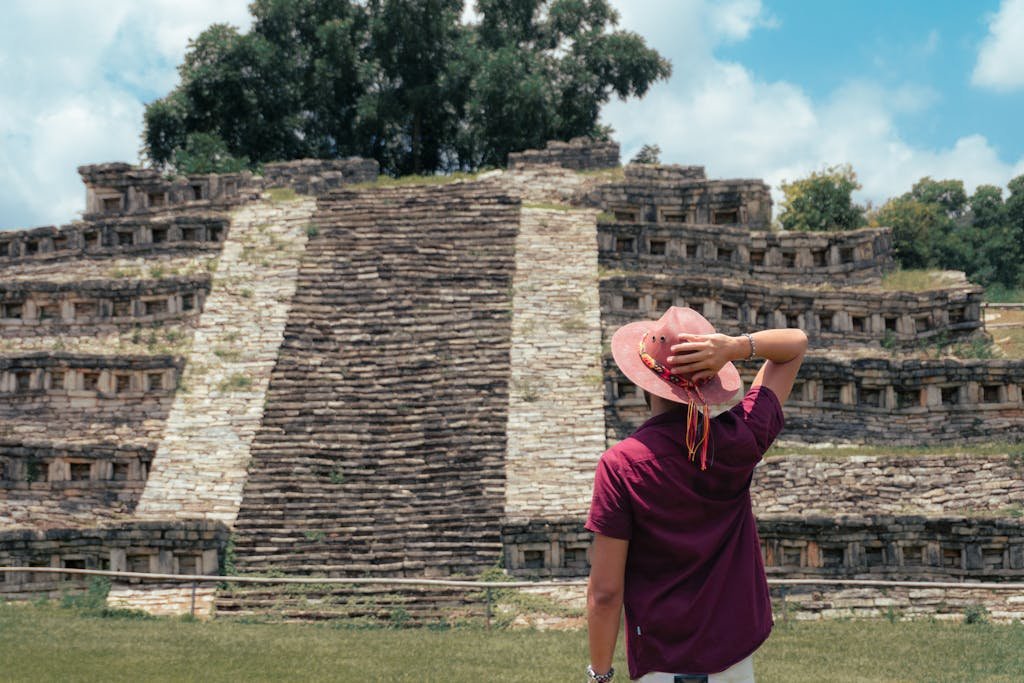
[266,187,301,202]
[349,171,484,189]
[522,201,576,211]
[984,284,1024,303]
[880,268,962,292]
[1,603,1021,682]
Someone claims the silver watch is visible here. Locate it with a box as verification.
[587,665,614,682]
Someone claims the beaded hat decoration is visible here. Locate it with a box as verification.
[610,306,743,470]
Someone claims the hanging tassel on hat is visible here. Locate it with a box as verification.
[638,333,713,470]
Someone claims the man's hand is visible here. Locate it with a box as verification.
[667,333,743,383]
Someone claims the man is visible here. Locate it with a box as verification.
[586,306,807,682]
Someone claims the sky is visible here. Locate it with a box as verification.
[2,0,1024,230]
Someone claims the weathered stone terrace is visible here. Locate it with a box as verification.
[753,452,1023,516]
[78,158,378,219]
[600,273,984,349]
[0,442,153,529]
[0,277,210,334]
[0,213,229,264]
[606,353,1024,444]
[0,353,181,448]
[582,164,773,229]
[0,520,227,599]
[507,136,620,171]
[599,222,894,285]
[228,181,520,580]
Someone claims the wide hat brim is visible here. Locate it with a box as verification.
[610,307,743,406]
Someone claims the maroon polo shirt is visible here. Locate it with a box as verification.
[586,385,785,679]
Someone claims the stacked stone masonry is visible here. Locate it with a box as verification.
[1,143,1022,622]
[226,182,519,583]
[0,214,229,262]
[0,442,153,528]
[504,208,606,520]
[507,137,620,171]
[583,164,774,230]
[0,521,227,599]
[0,277,210,333]
[752,453,1024,516]
[601,274,983,349]
[78,158,378,218]
[600,222,894,285]
[137,197,318,523]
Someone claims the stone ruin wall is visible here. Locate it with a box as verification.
[591,163,1022,446]
[507,137,620,171]
[582,164,774,230]
[225,183,521,581]
[752,453,1024,516]
[0,520,227,606]
[79,158,378,218]
[1,139,1022,622]
[504,146,1024,621]
[600,222,893,285]
[600,274,984,350]
[1,157,381,605]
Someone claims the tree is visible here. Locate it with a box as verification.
[871,196,944,269]
[778,164,865,232]
[872,177,1024,291]
[142,0,671,176]
[630,144,661,164]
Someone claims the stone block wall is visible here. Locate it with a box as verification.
[759,515,1024,581]
[502,519,592,577]
[0,214,229,264]
[507,137,620,171]
[79,163,258,217]
[600,274,984,349]
[137,196,319,523]
[753,356,1024,444]
[78,157,378,220]
[261,158,379,194]
[752,453,1024,516]
[0,277,209,334]
[504,208,605,520]
[0,520,227,599]
[0,442,153,528]
[583,164,773,229]
[226,181,520,580]
[599,222,894,284]
[608,356,1024,444]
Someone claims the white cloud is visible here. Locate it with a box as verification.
[0,0,251,230]
[972,0,1024,91]
[603,0,1024,212]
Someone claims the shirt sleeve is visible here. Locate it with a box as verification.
[730,384,786,456]
[585,449,633,540]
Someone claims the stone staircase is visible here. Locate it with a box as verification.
[223,182,521,589]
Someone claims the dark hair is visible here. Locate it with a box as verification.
[643,390,652,409]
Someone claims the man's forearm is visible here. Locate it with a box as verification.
[587,597,622,675]
[729,328,808,364]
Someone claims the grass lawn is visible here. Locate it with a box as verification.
[2,603,1023,682]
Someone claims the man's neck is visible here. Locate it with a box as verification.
[649,394,683,418]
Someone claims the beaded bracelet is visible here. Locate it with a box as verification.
[587,665,615,682]
[743,332,757,360]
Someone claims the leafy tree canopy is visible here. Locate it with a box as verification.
[777,164,866,232]
[630,143,661,164]
[143,0,671,176]
[871,174,1024,291]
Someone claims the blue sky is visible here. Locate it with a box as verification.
[3,0,1024,230]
